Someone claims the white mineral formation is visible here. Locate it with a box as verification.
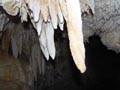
[0,0,94,73]
[66,0,86,73]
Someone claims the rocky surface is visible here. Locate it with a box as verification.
[0,51,32,90]
[82,0,120,52]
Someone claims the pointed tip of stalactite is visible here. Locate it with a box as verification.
[81,68,86,73]
[48,50,56,60]
[45,56,50,61]
[59,23,64,31]
[33,8,40,23]
[79,64,86,73]
[51,55,56,60]
[70,45,86,73]
[44,18,48,23]
[72,52,86,73]
[49,51,56,60]
[34,16,39,23]
[52,24,58,30]
[44,54,56,60]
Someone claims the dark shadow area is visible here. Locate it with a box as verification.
[36,35,120,90]
[82,35,120,90]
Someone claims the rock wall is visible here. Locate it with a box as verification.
[82,0,120,53]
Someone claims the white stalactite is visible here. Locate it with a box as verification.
[0,0,94,73]
[66,0,86,73]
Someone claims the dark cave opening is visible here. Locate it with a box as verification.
[82,35,120,90]
[35,35,120,90]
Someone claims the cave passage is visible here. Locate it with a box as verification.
[36,35,120,90]
[82,35,120,90]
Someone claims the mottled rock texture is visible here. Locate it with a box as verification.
[82,0,120,53]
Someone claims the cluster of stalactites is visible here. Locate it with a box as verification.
[0,0,94,73]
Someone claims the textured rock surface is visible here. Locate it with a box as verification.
[0,51,25,82]
[0,26,33,90]
[82,0,120,52]
[0,51,32,90]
